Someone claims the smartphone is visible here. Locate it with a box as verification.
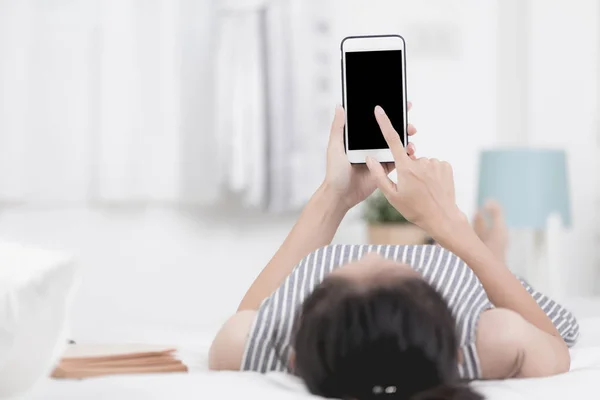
[341,35,407,164]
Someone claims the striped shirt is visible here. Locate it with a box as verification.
[241,245,580,380]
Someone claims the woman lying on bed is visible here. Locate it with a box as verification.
[209,104,579,400]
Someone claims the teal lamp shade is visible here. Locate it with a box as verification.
[477,149,571,229]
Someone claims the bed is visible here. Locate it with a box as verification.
[27,298,600,400]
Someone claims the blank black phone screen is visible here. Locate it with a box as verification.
[345,50,405,150]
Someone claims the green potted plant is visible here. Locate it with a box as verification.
[363,190,428,245]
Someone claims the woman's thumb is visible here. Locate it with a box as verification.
[329,105,345,145]
[366,157,396,196]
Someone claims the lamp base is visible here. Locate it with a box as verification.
[516,215,565,302]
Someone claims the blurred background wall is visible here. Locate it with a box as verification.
[0,0,598,339]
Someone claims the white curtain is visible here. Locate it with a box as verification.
[216,0,300,211]
[214,0,335,211]
[215,0,269,208]
[0,0,332,211]
[0,0,218,206]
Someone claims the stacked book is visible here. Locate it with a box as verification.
[52,344,188,379]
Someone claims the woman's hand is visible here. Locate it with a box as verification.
[365,107,570,354]
[324,103,418,210]
[365,106,465,238]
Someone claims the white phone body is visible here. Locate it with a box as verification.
[341,35,407,164]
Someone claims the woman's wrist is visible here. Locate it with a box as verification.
[426,208,473,250]
[432,211,500,272]
[313,182,351,219]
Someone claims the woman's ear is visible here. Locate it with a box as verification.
[457,349,463,365]
[288,350,296,370]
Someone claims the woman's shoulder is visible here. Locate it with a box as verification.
[208,310,258,371]
[476,308,553,379]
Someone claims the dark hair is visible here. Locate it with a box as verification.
[291,276,483,400]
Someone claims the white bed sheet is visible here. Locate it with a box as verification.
[26,298,600,400]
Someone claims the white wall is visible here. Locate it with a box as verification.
[0,207,291,338]
[527,0,600,295]
[0,206,364,340]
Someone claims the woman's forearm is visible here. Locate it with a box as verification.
[237,183,348,311]
[433,216,561,339]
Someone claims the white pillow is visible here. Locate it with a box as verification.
[0,241,77,399]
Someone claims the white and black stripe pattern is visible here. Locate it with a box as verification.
[240,245,580,380]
